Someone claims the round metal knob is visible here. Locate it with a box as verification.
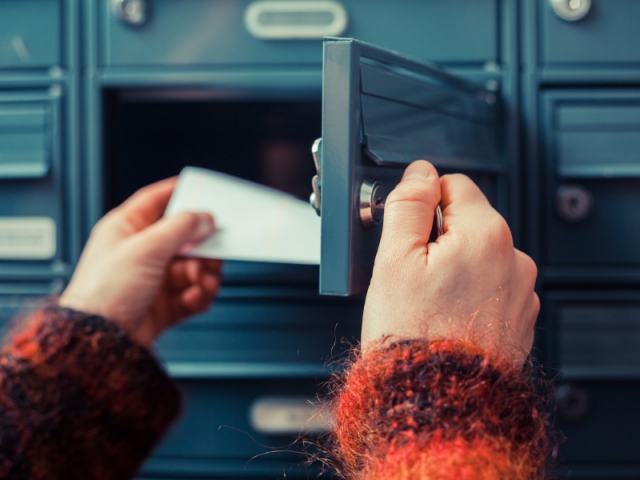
[555,184,593,223]
[359,178,385,228]
[112,0,150,27]
[555,384,591,422]
[550,0,591,21]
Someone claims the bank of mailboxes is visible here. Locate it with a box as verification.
[2,0,640,478]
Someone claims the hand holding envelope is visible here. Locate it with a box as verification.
[165,167,321,265]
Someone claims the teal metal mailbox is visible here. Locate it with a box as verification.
[4,0,640,478]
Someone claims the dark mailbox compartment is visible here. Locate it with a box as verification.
[544,90,640,267]
[548,291,640,464]
[102,0,498,67]
[318,39,502,295]
[104,89,322,285]
[0,89,67,272]
[542,0,640,65]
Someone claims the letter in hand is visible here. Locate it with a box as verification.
[362,161,539,366]
[60,178,223,348]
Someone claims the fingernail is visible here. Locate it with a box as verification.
[405,172,431,182]
[195,213,215,237]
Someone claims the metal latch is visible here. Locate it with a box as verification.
[550,0,591,21]
[309,137,322,216]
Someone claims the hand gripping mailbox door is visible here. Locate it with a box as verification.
[313,38,500,296]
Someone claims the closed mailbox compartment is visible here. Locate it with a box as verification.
[548,291,640,464]
[0,89,66,270]
[142,377,330,477]
[544,90,640,267]
[0,0,61,69]
[102,0,499,67]
[156,287,362,375]
[542,0,640,65]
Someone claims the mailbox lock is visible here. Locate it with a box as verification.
[359,178,385,228]
[555,384,591,422]
[556,184,593,223]
[550,0,591,21]
[112,0,150,27]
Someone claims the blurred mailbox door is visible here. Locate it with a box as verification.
[316,38,501,296]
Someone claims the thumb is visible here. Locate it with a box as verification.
[130,212,215,262]
[379,160,441,252]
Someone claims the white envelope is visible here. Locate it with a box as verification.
[165,167,321,265]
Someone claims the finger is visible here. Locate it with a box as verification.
[201,271,222,295]
[379,160,441,250]
[185,258,201,284]
[530,293,541,327]
[515,249,538,294]
[201,258,224,274]
[131,212,215,263]
[439,174,489,212]
[167,258,202,292]
[439,174,501,242]
[114,177,179,232]
[180,284,215,314]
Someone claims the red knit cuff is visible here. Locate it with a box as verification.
[331,339,551,480]
[0,306,181,480]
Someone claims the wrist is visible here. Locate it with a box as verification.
[58,292,155,348]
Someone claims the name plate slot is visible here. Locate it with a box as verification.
[249,396,332,435]
[0,217,56,260]
[245,1,348,39]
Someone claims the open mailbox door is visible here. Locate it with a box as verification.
[312,38,502,296]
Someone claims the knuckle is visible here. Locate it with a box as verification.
[91,211,117,236]
[523,253,538,281]
[532,293,541,315]
[515,249,538,288]
[486,213,513,250]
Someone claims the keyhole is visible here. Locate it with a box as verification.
[569,196,580,214]
[568,0,582,10]
[556,185,593,223]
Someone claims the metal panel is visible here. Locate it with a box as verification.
[559,305,640,378]
[542,0,640,65]
[556,103,640,178]
[0,102,51,178]
[102,0,498,67]
[319,38,501,295]
[149,377,325,460]
[546,292,640,463]
[556,380,640,463]
[544,90,640,267]
[547,290,640,380]
[0,89,66,270]
[0,0,61,68]
[155,287,362,377]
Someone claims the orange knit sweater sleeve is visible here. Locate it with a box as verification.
[331,339,552,480]
[0,306,181,480]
